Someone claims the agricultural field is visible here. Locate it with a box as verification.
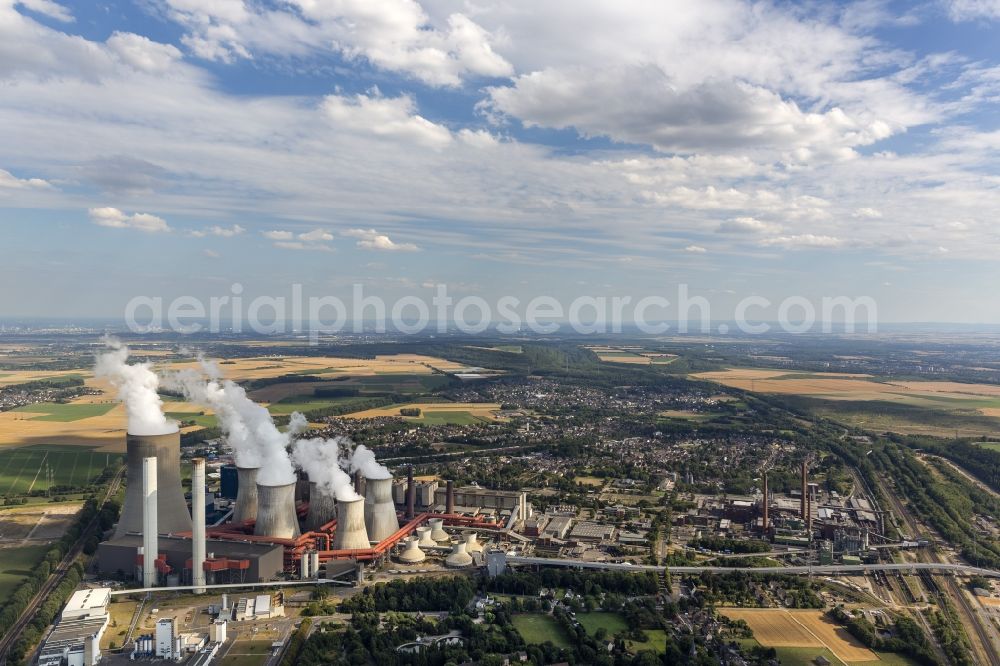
[693,367,1000,437]
[170,353,474,382]
[0,444,122,495]
[264,395,378,416]
[721,609,877,663]
[341,402,502,425]
[0,502,83,543]
[0,543,49,601]
[11,402,116,422]
[511,613,573,649]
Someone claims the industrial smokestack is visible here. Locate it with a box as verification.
[232,466,259,524]
[406,466,415,519]
[305,481,337,530]
[254,482,301,539]
[333,497,370,550]
[800,461,807,520]
[762,472,769,532]
[191,458,206,594]
[353,471,363,496]
[446,480,454,514]
[142,456,157,587]
[398,536,426,564]
[807,489,813,539]
[116,432,192,539]
[364,476,400,542]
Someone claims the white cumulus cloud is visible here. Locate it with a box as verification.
[343,228,419,251]
[88,207,171,233]
[322,90,452,149]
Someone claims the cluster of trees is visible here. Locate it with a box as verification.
[926,598,974,666]
[692,572,823,608]
[486,569,659,598]
[338,576,477,614]
[829,606,939,665]
[688,537,770,554]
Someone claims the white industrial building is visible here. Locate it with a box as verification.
[37,588,111,666]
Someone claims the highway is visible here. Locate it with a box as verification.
[0,465,126,664]
[507,555,1000,578]
[108,577,353,597]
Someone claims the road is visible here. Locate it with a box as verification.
[0,465,125,664]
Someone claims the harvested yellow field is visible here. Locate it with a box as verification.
[721,609,877,662]
[889,381,1000,397]
[596,354,652,364]
[0,402,127,451]
[169,353,468,381]
[342,402,501,420]
[0,369,88,387]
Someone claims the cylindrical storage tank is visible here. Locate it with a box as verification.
[253,482,301,539]
[445,542,473,568]
[305,482,337,530]
[463,531,482,553]
[115,431,192,538]
[416,526,436,548]
[333,497,370,550]
[232,467,259,524]
[397,536,426,564]
[429,518,449,542]
[364,477,400,543]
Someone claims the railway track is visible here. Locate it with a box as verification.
[0,466,125,664]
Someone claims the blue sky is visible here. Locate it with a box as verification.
[1,0,1000,324]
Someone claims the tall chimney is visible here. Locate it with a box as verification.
[116,432,191,538]
[446,480,454,515]
[406,466,415,519]
[353,471,363,496]
[191,458,206,593]
[806,488,813,539]
[762,472,769,532]
[232,466,259,525]
[142,456,157,587]
[800,461,807,520]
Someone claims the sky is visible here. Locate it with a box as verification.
[1,0,1000,325]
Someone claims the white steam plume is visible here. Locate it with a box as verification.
[95,337,176,436]
[349,444,391,480]
[291,436,361,502]
[164,363,302,486]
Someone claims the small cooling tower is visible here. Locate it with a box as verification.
[232,467,259,524]
[305,482,337,530]
[364,476,399,542]
[254,482,301,539]
[333,497,370,550]
[116,431,192,538]
[463,531,483,553]
[416,526,436,548]
[397,536,426,564]
[429,518,449,542]
[445,542,473,568]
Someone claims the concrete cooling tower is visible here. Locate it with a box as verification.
[333,497,370,550]
[305,481,337,530]
[416,526,436,548]
[463,531,483,553]
[115,432,192,539]
[445,542,473,568]
[254,482,301,539]
[397,536,426,564]
[232,467,259,524]
[429,518,449,542]
[364,476,399,542]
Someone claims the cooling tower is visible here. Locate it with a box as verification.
[429,518,449,542]
[416,526,436,548]
[115,431,192,539]
[364,476,399,543]
[305,482,338,530]
[463,531,483,553]
[254,482,301,539]
[191,458,206,594]
[445,542,473,568]
[232,467,259,524]
[333,497,370,550]
[397,536,426,564]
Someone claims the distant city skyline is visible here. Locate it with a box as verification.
[1,1,1000,322]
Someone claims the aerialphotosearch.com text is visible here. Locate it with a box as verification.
[124,283,878,343]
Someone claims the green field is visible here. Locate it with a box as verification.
[511,613,573,649]
[165,411,218,428]
[625,629,668,654]
[267,395,381,416]
[11,402,115,422]
[739,638,920,666]
[415,410,488,425]
[576,612,628,636]
[0,445,123,495]
[0,544,49,601]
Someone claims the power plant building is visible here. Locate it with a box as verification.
[97,535,284,584]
